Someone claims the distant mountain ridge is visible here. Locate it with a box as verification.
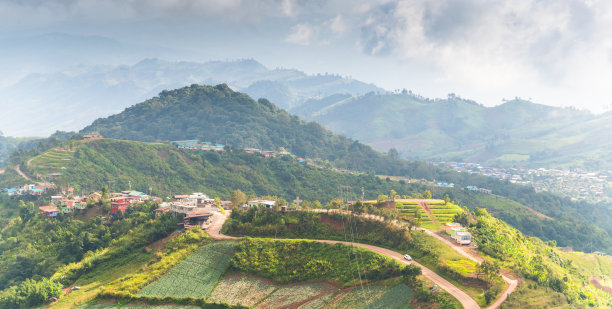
[0,58,382,136]
[292,93,612,170]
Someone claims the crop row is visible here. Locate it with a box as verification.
[137,242,236,299]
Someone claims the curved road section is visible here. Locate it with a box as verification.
[209,211,480,309]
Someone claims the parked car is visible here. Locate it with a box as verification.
[403,254,412,261]
[71,286,81,290]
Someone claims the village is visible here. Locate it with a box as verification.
[433,161,612,202]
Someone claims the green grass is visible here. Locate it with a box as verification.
[500,279,569,309]
[137,242,236,299]
[445,259,478,275]
[50,251,154,308]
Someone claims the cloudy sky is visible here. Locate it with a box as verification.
[2,0,612,113]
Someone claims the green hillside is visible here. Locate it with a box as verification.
[293,93,612,170]
[41,138,424,202]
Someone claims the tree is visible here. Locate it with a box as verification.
[389,189,397,201]
[414,209,422,227]
[377,195,388,204]
[423,190,432,199]
[353,201,365,214]
[401,264,422,281]
[388,148,399,160]
[444,194,450,205]
[214,197,221,207]
[18,201,36,223]
[478,260,500,284]
[312,200,322,209]
[453,208,470,227]
[230,189,247,207]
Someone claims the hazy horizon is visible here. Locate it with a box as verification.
[2,0,612,136]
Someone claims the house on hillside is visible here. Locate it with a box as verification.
[455,231,473,245]
[110,197,130,216]
[445,222,472,245]
[465,186,492,194]
[189,192,214,206]
[183,209,213,229]
[154,204,170,216]
[83,134,104,140]
[39,205,60,217]
[247,200,277,208]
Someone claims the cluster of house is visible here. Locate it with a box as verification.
[445,222,473,245]
[435,182,455,188]
[83,134,104,140]
[110,190,162,216]
[2,183,51,196]
[39,190,101,217]
[243,148,305,163]
[155,193,229,230]
[172,140,225,152]
[465,186,493,194]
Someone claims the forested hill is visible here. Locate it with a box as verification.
[293,92,612,170]
[42,138,423,203]
[81,84,396,174]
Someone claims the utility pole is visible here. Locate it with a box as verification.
[128,180,132,191]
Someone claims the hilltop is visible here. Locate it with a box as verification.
[81,84,394,174]
[293,93,612,170]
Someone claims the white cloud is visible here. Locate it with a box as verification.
[285,23,314,46]
[329,14,347,35]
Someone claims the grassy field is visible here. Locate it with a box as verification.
[137,242,236,299]
[28,147,75,176]
[500,279,569,309]
[50,251,154,308]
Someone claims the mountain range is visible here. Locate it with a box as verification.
[0,58,380,137]
[293,93,612,170]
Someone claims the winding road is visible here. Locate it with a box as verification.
[208,211,486,309]
[14,164,33,181]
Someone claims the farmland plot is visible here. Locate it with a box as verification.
[327,286,391,308]
[137,241,236,299]
[256,282,337,309]
[208,275,277,307]
[78,302,199,309]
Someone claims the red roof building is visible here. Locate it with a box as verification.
[39,205,60,217]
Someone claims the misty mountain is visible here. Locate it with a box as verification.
[0,57,382,137]
[292,93,612,170]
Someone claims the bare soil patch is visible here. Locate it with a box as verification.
[591,276,612,295]
[319,214,345,230]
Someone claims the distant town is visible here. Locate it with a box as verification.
[432,161,612,203]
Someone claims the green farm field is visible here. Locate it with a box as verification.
[137,241,237,299]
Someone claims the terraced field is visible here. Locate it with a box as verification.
[28,147,75,176]
[395,200,463,229]
[137,241,236,299]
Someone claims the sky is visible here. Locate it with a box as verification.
[1,0,612,114]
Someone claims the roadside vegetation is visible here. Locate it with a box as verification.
[223,206,501,306]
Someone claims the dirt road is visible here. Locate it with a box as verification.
[416,228,518,309]
[209,210,479,309]
[14,164,33,181]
